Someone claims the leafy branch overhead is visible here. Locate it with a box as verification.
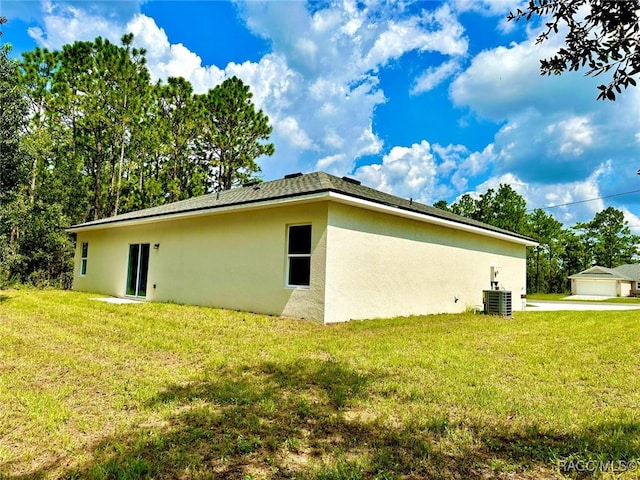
[508,0,640,100]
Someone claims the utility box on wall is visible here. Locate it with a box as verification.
[483,290,512,317]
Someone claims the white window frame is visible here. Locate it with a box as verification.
[286,224,312,288]
[80,242,88,276]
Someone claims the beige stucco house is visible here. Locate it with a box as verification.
[569,265,640,297]
[68,172,536,323]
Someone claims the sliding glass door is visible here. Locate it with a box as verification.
[126,243,150,297]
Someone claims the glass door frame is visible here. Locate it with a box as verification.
[126,243,150,297]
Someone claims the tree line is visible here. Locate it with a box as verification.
[434,186,640,294]
[0,25,274,287]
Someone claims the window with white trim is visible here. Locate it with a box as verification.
[80,242,88,276]
[287,224,311,287]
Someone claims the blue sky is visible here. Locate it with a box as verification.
[2,0,640,231]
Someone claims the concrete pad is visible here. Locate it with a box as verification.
[562,295,614,301]
[90,297,144,304]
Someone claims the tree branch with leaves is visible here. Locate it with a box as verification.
[508,0,640,100]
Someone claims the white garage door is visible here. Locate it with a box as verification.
[575,279,617,296]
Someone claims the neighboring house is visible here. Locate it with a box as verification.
[569,264,640,297]
[68,171,536,324]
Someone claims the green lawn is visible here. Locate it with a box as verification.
[525,293,571,301]
[1,289,640,479]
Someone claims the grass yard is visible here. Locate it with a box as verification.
[525,293,573,301]
[1,290,640,479]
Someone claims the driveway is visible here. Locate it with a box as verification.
[526,297,640,311]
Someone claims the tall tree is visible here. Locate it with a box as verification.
[18,47,62,205]
[575,207,639,267]
[199,76,275,191]
[111,33,150,216]
[443,185,528,235]
[448,193,478,219]
[120,81,164,212]
[0,17,28,205]
[488,185,528,234]
[0,17,29,285]
[561,229,589,277]
[508,0,640,100]
[0,20,72,288]
[156,76,207,202]
[525,209,564,293]
[432,199,449,211]
[53,35,150,220]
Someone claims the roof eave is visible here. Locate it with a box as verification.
[568,274,627,280]
[66,191,331,232]
[327,192,538,247]
[67,187,538,247]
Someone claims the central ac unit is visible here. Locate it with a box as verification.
[483,290,512,317]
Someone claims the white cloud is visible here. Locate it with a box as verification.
[349,139,502,207]
[452,0,535,34]
[450,38,588,121]
[472,172,528,200]
[127,15,226,93]
[537,179,604,225]
[364,4,468,70]
[317,153,347,171]
[25,6,227,93]
[545,116,594,156]
[448,143,496,191]
[27,1,119,49]
[450,20,640,216]
[489,110,603,183]
[412,59,461,94]
[276,117,315,150]
[621,209,640,235]
[355,141,438,202]
[125,13,168,59]
[237,1,469,176]
[225,55,297,109]
[353,140,485,204]
[554,166,640,233]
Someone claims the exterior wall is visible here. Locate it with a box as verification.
[620,281,632,297]
[323,202,528,323]
[72,203,328,322]
[72,198,531,324]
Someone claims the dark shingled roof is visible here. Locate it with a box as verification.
[68,171,534,242]
[612,264,640,280]
[570,264,640,280]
